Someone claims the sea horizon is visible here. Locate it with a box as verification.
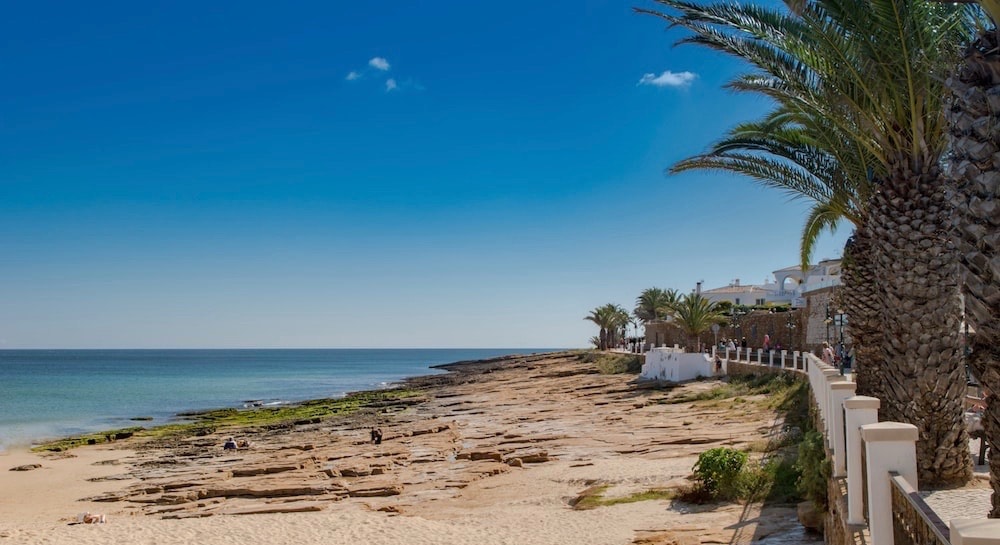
[0,348,564,451]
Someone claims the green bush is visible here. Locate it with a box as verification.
[588,353,642,374]
[796,430,831,510]
[693,447,748,500]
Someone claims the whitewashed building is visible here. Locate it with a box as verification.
[700,259,842,309]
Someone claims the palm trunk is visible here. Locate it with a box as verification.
[968,339,1000,517]
[838,229,885,400]
[945,26,1000,513]
[869,168,972,486]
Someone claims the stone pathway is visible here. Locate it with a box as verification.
[920,437,992,523]
[921,488,993,523]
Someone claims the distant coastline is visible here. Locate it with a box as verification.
[0,348,564,451]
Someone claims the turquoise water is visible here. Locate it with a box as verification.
[0,349,550,450]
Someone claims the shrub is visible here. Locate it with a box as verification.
[796,429,831,510]
[591,353,643,374]
[692,447,747,500]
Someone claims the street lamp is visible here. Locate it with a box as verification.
[824,305,833,343]
[730,308,744,344]
[785,313,796,349]
[836,309,846,347]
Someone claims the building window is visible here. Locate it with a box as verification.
[756,298,766,305]
[735,298,740,305]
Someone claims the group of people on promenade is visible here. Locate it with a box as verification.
[719,334,788,355]
[717,335,854,371]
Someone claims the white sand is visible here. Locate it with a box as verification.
[0,451,675,545]
[0,449,777,545]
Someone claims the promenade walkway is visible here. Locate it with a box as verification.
[920,440,992,522]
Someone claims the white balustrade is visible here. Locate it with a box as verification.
[829,381,856,478]
[845,396,879,525]
[861,422,918,545]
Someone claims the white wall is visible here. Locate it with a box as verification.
[641,347,716,382]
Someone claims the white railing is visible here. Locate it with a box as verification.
[720,351,1000,545]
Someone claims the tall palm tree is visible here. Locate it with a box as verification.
[585,303,629,351]
[671,111,887,400]
[640,0,974,484]
[634,287,680,323]
[943,0,1000,515]
[610,305,631,349]
[673,293,726,351]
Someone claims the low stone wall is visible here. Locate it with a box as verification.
[725,360,798,378]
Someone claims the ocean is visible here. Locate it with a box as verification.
[0,348,553,451]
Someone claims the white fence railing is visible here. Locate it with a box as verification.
[720,350,999,545]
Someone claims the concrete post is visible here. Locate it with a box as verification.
[950,519,1000,545]
[829,381,856,478]
[793,351,800,370]
[768,350,775,366]
[809,366,840,441]
[845,396,880,526]
[861,422,918,545]
[780,350,787,368]
[822,369,843,446]
[735,347,741,361]
[757,349,763,365]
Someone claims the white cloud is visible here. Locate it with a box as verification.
[345,71,361,81]
[385,78,398,92]
[369,57,391,71]
[638,70,697,88]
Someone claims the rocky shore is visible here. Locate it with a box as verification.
[1,351,819,544]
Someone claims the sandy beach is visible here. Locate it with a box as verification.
[0,352,817,545]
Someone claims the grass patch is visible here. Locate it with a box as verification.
[662,373,804,409]
[580,351,643,374]
[676,373,812,506]
[32,388,423,452]
[570,484,675,510]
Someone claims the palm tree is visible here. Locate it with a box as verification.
[640,0,974,484]
[585,303,629,351]
[671,111,887,401]
[673,293,726,351]
[634,287,680,323]
[943,0,1000,515]
[611,305,631,349]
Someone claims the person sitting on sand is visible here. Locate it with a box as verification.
[78,512,106,524]
[373,428,383,445]
[223,437,238,450]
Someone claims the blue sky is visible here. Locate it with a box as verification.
[0,1,848,348]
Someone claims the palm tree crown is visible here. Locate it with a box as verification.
[673,293,725,350]
[634,287,680,323]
